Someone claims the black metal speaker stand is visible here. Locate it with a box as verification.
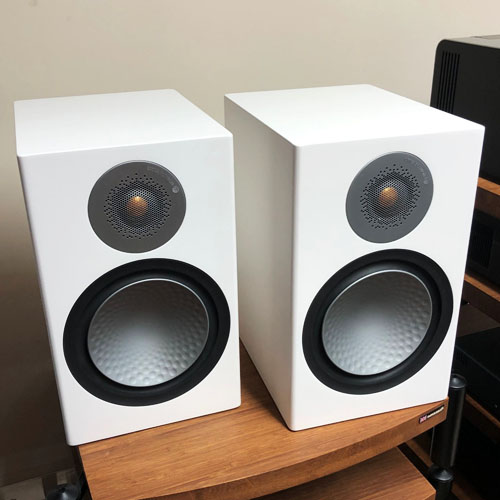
[45,471,88,500]
[428,373,467,500]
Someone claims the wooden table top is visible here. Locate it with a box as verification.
[79,346,447,500]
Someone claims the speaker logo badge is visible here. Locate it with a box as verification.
[419,404,445,424]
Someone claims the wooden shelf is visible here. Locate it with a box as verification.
[463,177,500,320]
[475,177,500,219]
[79,346,448,500]
[460,175,500,444]
[260,448,435,500]
[463,272,500,323]
[463,394,500,444]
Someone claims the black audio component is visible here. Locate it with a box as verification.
[431,35,500,183]
[453,327,500,420]
[467,210,500,286]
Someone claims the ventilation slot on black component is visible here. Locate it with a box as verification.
[436,51,460,113]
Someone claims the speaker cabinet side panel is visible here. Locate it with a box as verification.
[225,98,295,420]
[17,154,69,422]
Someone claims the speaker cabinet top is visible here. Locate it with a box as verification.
[15,89,230,157]
[440,34,500,50]
[226,84,483,147]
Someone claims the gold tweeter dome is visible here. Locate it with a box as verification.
[126,195,148,217]
[378,186,399,208]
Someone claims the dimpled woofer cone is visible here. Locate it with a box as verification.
[87,279,209,387]
[322,270,432,376]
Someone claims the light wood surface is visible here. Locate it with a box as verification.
[475,177,500,219]
[463,272,500,323]
[79,346,448,500]
[259,447,435,500]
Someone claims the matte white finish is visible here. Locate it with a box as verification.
[225,84,484,431]
[15,89,231,156]
[226,84,478,147]
[15,89,240,445]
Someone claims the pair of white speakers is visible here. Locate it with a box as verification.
[15,86,484,445]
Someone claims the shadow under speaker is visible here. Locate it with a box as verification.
[15,89,240,445]
[225,85,484,430]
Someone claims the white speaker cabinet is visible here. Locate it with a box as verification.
[225,84,484,430]
[15,89,240,445]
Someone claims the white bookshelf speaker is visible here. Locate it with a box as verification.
[15,89,240,445]
[225,85,484,430]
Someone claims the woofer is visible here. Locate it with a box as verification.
[87,279,209,387]
[322,270,432,376]
[64,259,230,406]
[303,250,453,394]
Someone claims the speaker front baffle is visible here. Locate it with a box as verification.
[15,89,241,445]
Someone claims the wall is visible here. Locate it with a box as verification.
[1,0,498,486]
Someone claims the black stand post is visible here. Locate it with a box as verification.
[45,472,88,500]
[428,373,466,500]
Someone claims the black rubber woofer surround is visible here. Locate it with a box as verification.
[302,250,453,394]
[63,259,230,406]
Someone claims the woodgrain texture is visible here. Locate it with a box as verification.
[79,346,448,500]
[463,272,500,323]
[463,394,500,443]
[475,177,500,219]
[260,448,435,500]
